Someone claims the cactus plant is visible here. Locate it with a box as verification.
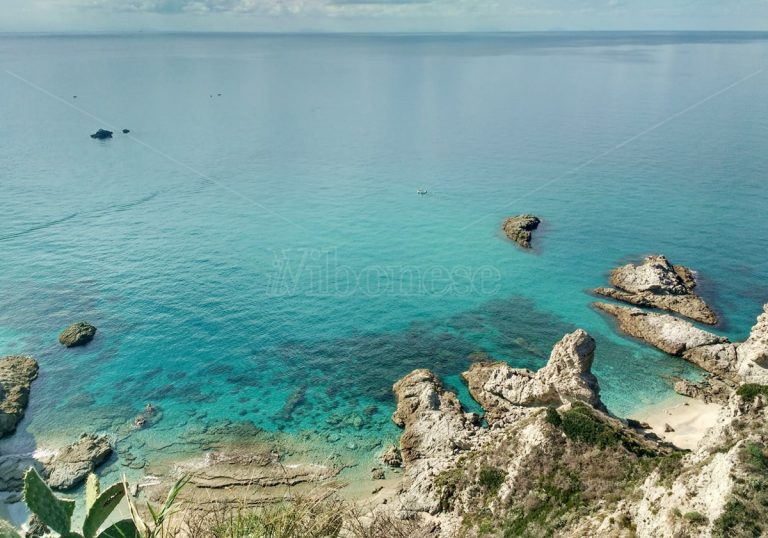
[22,468,139,538]
[23,467,76,536]
[82,482,127,538]
[85,473,100,512]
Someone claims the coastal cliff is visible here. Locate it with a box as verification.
[380,319,768,537]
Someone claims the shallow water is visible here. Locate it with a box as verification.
[1,32,767,490]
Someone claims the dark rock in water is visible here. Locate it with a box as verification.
[502,214,541,248]
[0,355,39,439]
[43,433,113,490]
[371,468,385,480]
[58,322,97,347]
[122,129,130,134]
[90,129,113,140]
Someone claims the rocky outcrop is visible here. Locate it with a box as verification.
[593,303,727,356]
[383,330,681,537]
[595,302,768,386]
[142,449,341,508]
[501,214,541,248]
[461,330,603,425]
[391,369,485,514]
[90,129,113,139]
[43,433,112,490]
[594,255,717,324]
[381,445,402,468]
[58,322,97,347]
[673,377,732,405]
[736,304,768,382]
[0,356,39,438]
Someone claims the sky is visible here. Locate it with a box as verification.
[2,0,768,33]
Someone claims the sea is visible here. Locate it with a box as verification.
[1,31,767,509]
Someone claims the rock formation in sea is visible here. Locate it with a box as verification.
[461,329,604,424]
[58,321,97,347]
[42,433,113,490]
[594,301,768,385]
[501,214,541,248]
[90,129,113,139]
[0,355,39,439]
[594,255,718,324]
[374,327,768,537]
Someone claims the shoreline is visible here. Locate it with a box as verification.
[631,394,722,450]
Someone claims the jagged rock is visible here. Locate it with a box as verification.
[594,255,717,324]
[391,369,483,514]
[392,369,479,466]
[43,433,112,490]
[58,322,97,347]
[673,377,732,405]
[501,214,541,248]
[90,129,112,139]
[683,344,739,381]
[371,468,385,480]
[736,304,768,382]
[381,444,402,468]
[593,303,727,356]
[0,356,39,438]
[461,330,604,425]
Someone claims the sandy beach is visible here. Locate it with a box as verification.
[633,395,723,450]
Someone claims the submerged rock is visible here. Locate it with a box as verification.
[90,129,113,140]
[594,255,717,324]
[0,356,39,439]
[43,433,113,490]
[501,214,541,248]
[58,322,97,347]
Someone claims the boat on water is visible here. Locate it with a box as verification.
[416,188,428,195]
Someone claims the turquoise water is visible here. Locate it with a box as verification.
[1,33,768,475]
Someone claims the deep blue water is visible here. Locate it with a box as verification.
[1,32,767,476]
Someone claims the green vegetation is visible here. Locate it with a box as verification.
[22,467,137,538]
[502,466,583,537]
[745,442,768,471]
[735,384,768,402]
[712,442,768,538]
[553,402,656,457]
[478,466,506,495]
[544,406,561,427]
[713,499,763,538]
[683,511,707,524]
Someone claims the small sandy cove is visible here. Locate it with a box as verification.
[633,395,722,451]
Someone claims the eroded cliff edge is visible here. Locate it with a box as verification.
[382,319,768,538]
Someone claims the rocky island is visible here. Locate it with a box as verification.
[58,322,97,348]
[593,255,718,324]
[501,214,541,248]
